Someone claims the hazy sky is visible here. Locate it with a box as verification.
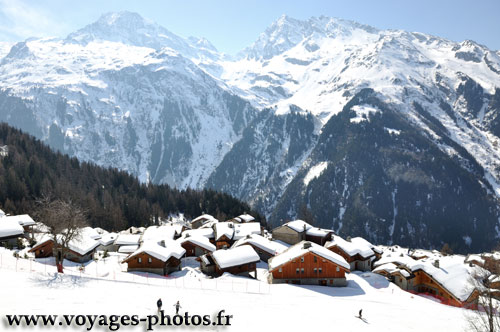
[1,0,499,54]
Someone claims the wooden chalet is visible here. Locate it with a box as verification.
[214,222,235,249]
[177,234,216,257]
[325,235,375,271]
[268,241,350,287]
[199,245,260,277]
[0,218,25,247]
[29,236,54,258]
[191,214,217,230]
[122,242,186,275]
[272,220,333,246]
[232,234,288,262]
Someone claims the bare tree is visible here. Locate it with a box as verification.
[465,266,500,332]
[35,196,88,273]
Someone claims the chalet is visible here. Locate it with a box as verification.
[5,214,36,233]
[214,222,235,249]
[176,234,216,257]
[191,214,218,229]
[29,235,54,258]
[30,233,100,263]
[232,234,288,262]
[272,220,333,246]
[464,254,485,267]
[481,252,500,274]
[97,233,119,252]
[122,242,185,275]
[114,234,141,253]
[228,214,255,224]
[268,241,350,286]
[373,249,480,307]
[199,245,260,277]
[0,218,25,247]
[325,235,376,271]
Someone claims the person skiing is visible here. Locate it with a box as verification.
[157,298,162,314]
[358,309,363,319]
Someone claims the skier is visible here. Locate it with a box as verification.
[174,300,182,314]
[358,309,363,319]
[157,298,162,314]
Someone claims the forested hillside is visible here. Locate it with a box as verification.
[0,123,262,230]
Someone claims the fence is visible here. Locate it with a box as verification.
[0,252,271,295]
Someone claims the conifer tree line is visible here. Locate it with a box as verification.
[0,123,263,230]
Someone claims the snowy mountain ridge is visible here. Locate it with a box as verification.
[1,12,500,251]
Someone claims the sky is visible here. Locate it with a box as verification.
[0,0,499,54]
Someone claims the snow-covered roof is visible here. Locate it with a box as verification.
[305,227,332,237]
[142,225,176,242]
[236,214,255,223]
[99,232,118,246]
[191,214,217,225]
[199,219,219,229]
[268,241,350,271]
[282,219,312,233]
[325,235,375,259]
[125,242,185,263]
[0,209,5,217]
[118,245,138,253]
[114,234,141,246]
[67,234,100,256]
[79,226,101,240]
[233,222,261,240]
[373,262,399,274]
[0,218,24,238]
[176,234,216,252]
[3,214,36,227]
[465,254,485,265]
[29,234,53,251]
[214,222,234,240]
[182,227,214,239]
[232,234,288,255]
[211,246,260,269]
[351,237,383,254]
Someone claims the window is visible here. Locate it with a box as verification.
[314,256,317,263]
[40,249,44,253]
[138,257,142,263]
[296,268,300,274]
[319,268,322,274]
[314,268,317,273]
[279,268,282,273]
[148,257,152,263]
[336,266,340,272]
[300,257,304,263]
[301,268,305,274]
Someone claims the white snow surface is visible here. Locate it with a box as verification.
[2,214,36,227]
[325,235,375,258]
[211,245,260,269]
[283,219,312,233]
[214,222,234,240]
[114,234,141,246]
[233,222,261,240]
[176,234,216,252]
[303,161,328,186]
[232,234,288,255]
[0,219,24,238]
[269,241,350,271]
[142,225,177,242]
[183,227,215,239]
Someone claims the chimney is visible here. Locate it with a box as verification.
[160,240,166,247]
[433,260,440,268]
[346,236,352,242]
[303,242,312,249]
[246,234,252,239]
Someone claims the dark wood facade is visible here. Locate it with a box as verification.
[270,251,349,286]
[305,232,333,246]
[124,252,181,275]
[180,240,212,257]
[215,262,257,277]
[326,245,373,271]
[29,240,54,258]
[215,235,232,249]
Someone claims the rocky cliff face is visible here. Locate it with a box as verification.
[1,12,500,252]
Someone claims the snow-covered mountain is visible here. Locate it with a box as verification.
[1,12,500,252]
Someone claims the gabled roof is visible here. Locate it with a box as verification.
[3,214,36,227]
[176,234,216,252]
[182,227,214,239]
[233,222,260,240]
[325,235,375,259]
[123,242,185,263]
[268,241,350,271]
[142,225,176,242]
[214,222,234,241]
[232,234,288,255]
[282,220,312,233]
[99,232,118,246]
[235,214,255,223]
[211,246,260,269]
[67,234,100,256]
[0,218,25,238]
[191,214,217,225]
[114,234,141,246]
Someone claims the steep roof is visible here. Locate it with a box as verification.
[268,241,350,271]
[211,246,260,269]
[325,235,375,259]
[232,234,288,255]
[176,234,216,252]
[124,242,185,263]
[0,218,24,238]
[214,222,234,241]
